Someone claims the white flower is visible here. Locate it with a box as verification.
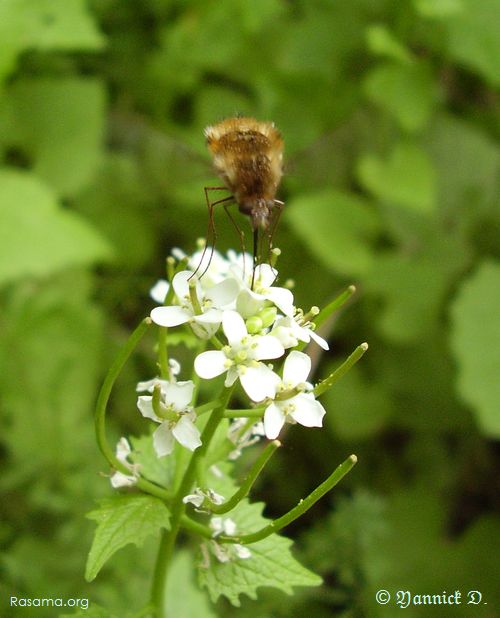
[200,540,251,565]
[227,419,265,460]
[232,262,294,317]
[263,351,326,439]
[207,517,252,562]
[136,361,181,393]
[172,245,230,288]
[137,380,201,457]
[271,314,329,350]
[150,279,170,304]
[210,516,237,537]
[194,310,284,401]
[110,437,140,488]
[150,270,238,338]
[136,377,169,393]
[183,487,225,509]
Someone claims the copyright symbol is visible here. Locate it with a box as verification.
[376,590,390,605]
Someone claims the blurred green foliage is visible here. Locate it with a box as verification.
[0,0,499,616]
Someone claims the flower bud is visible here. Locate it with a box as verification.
[246,316,263,334]
[259,306,277,328]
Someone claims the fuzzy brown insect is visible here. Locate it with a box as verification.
[204,117,285,233]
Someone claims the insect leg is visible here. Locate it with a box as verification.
[190,187,233,281]
[266,199,285,264]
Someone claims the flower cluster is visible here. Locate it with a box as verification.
[136,247,328,460]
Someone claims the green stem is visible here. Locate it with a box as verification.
[194,398,221,416]
[208,440,281,514]
[223,406,265,418]
[314,285,356,329]
[151,386,233,616]
[94,318,170,501]
[220,454,357,545]
[158,327,169,379]
[180,515,212,539]
[314,343,368,398]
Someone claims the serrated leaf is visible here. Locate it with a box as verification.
[0,169,112,286]
[6,77,106,194]
[364,61,436,132]
[450,261,500,438]
[198,501,321,606]
[358,143,436,212]
[129,434,175,488]
[85,495,171,581]
[287,190,380,276]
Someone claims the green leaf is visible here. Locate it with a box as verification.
[5,77,106,194]
[363,61,436,132]
[0,169,112,286]
[365,24,413,63]
[425,114,500,216]
[85,495,171,582]
[323,366,394,440]
[59,606,119,618]
[129,434,176,488]
[302,490,387,583]
[358,142,437,212]
[0,275,105,474]
[445,0,500,86]
[364,232,468,343]
[198,501,321,606]
[0,0,105,83]
[414,0,464,17]
[287,190,380,276]
[450,261,500,438]
[166,551,216,618]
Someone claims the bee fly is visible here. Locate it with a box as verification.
[199,117,285,281]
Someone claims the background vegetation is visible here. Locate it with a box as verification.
[0,1,499,616]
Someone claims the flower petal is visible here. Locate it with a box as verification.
[163,380,194,410]
[222,310,247,344]
[173,415,202,451]
[255,263,277,287]
[150,279,170,304]
[283,350,311,386]
[264,403,286,439]
[137,396,161,422]
[136,377,169,393]
[195,351,227,379]
[115,437,132,464]
[194,308,223,324]
[253,335,284,361]
[153,422,175,457]
[110,471,137,488]
[309,328,329,350]
[265,286,294,316]
[289,394,326,428]
[206,278,239,307]
[240,364,280,401]
[172,270,201,301]
[236,289,265,318]
[150,305,190,327]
